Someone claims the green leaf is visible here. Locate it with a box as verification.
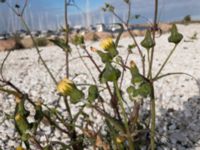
[15,114,31,136]
[97,50,113,63]
[108,47,118,58]
[130,65,144,84]
[99,63,121,83]
[128,44,136,50]
[137,82,151,98]
[168,24,183,44]
[141,30,155,50]
[87,85,99,103]
[72,35,85,46]
[43,145,53,150]
[50,38,71,52]
[34,104,43,124]
[69,88,84,104]
[127,82,151,99]
[21,133,30,142]
[127,86,139,100]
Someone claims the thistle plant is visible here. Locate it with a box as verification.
[0,0,197,150]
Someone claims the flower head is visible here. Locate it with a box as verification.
[15,114,22,121]
[100,38,115,51]
[57,78,74,96]
[116,136,126,143]
[16,146,25,150]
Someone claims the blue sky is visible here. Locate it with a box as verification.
[0,0,200,33]
[28,0,106,14]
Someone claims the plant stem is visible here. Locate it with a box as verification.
[120,52,130,88]
[149,0,158,79]
[76,46,97,84]
[150,82,156,150]
[65,0,69,78]
[20,17,57,85]
[149,1,158,149]
[111,11,145,76]
[147,50,151,78]
[154,45,177,79]
[114,81,134,150]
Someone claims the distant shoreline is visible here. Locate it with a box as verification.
[0,21,199,52]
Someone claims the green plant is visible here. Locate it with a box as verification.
[183,15,192,23]
[36,37,48,47]
[12,33,25,49]
[0,0,197,150]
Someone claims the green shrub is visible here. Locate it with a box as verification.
[36,37,48,47]
[12,33,25,49]
[183,15,192,23]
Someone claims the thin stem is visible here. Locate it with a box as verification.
[0,50,12,80]
[30,136,43,150]
[64,0,69,78]
[150,83,156,150]
[20,17,57,85]
[43,113,70,135]
[111,11,145,76]
[147,50,151,78]
[21,0,29,16]
[82,47,114,97]
[114,81,134,150]
[120,52,130,88]
[150,1,159,149]
[154,45,177,79]
[149,0,158,80]
[76,46,97,84]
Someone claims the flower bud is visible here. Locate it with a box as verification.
[168,24,183,44]
[141,30,155,49]
[16,146,25,150]
[116,136,126,143]
[15,114,22,121]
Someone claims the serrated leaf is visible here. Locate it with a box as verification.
[137,82,151,98]
[99,63,121,83]
[87,85,99,103]
[97,50,113,63]
[69,88,84,104]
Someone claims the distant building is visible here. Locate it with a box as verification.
[96,23,106,32]
[109,23,122,33]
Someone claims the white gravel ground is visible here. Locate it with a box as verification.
[0,24,200,149]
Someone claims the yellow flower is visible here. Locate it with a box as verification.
[57,78,74,96]
[15,114,22,121]
[100,38,115,51]
[116,136,125,143]
[16,146,25,150]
